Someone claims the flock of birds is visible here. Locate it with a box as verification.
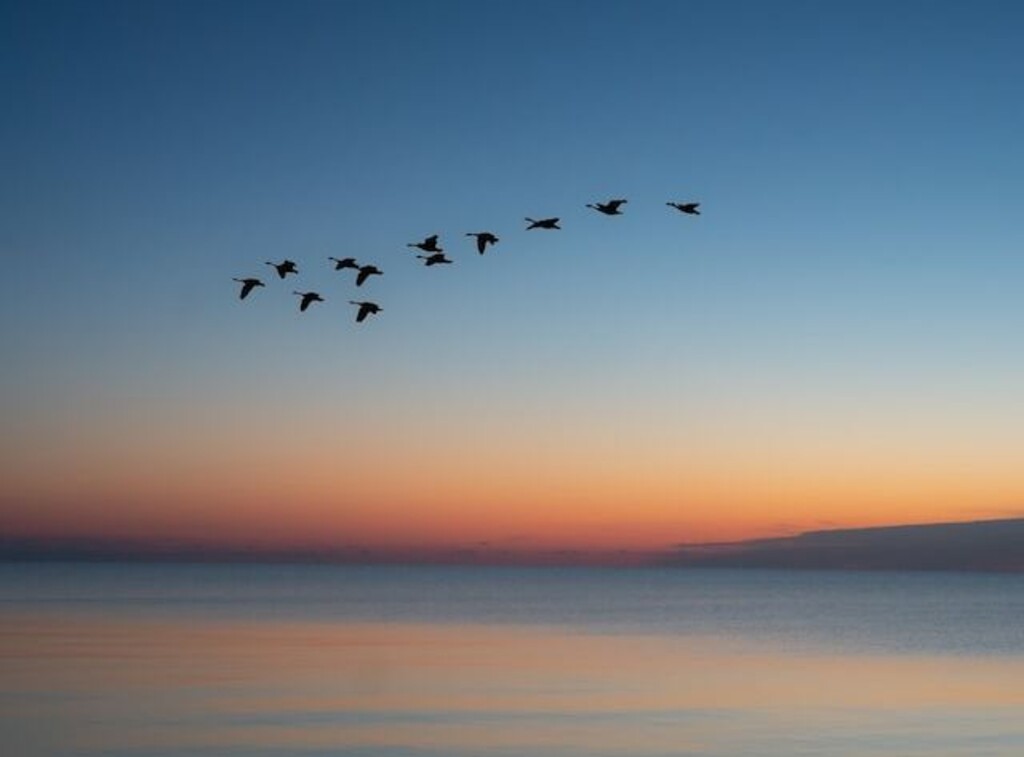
[232,199,701,323]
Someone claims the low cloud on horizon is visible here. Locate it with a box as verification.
[2,517,1023,572]
[666,517,1024,573]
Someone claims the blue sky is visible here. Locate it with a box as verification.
[2,0,1023,551]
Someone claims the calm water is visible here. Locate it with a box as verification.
[1,564,1022,756]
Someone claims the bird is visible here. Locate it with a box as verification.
[586,199,627,215]
[667,201,701,215]
[525,217,560,230]
[293,291,324,312]
[329,256,359,270]
[466,231,499,255]
[408,234,443,253]
[265,259,298,278]
[355,264,382,286]
[232,278,264,300]
[349,300,382,323]
[417,252,452,266]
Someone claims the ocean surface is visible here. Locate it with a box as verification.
[1,563,1022,757]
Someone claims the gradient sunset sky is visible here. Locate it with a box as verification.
[2,0,1023,558]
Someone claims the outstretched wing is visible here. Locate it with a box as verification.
[239,280,257,299]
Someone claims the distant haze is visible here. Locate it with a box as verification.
[1,517,1021,572]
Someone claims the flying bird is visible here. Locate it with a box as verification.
[265,259,298,278]
[349,300,382,323]
[293,291,324,312]
[586,199,627,215]
[525,217,560,230]
[232,278,264,300]
[329,256,359,270]
[667,201,701,215]
[417,252,452,266]
[355,264,382,286]
[466,231,499,255]
[408,234,443,253]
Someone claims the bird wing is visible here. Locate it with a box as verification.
[356,269,369,286]
[240,280,256,299]
[356,305,368,322]
[476,236,486,254]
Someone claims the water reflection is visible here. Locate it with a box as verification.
[3,612,1023,756]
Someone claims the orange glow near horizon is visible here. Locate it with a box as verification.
[3,430,1022,554]
[3,375,1023,556]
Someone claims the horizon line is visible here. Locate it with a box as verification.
[2,515,1022,572]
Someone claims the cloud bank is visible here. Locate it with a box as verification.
[664,518,1024,572]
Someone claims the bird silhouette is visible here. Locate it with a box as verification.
[265,259,298,278]
[329,256,359,270]
[586,199,627,215]
[466,231,499,254]
[232,278,265,300]
[667,201,701,215]
[293,291,324,312]
[408,234,443,253]
[355,264,382,286]
[525,217,560,230]
[417,252,452,266]
[349,300,382,323]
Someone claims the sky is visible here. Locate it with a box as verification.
[2,0,1023,560]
